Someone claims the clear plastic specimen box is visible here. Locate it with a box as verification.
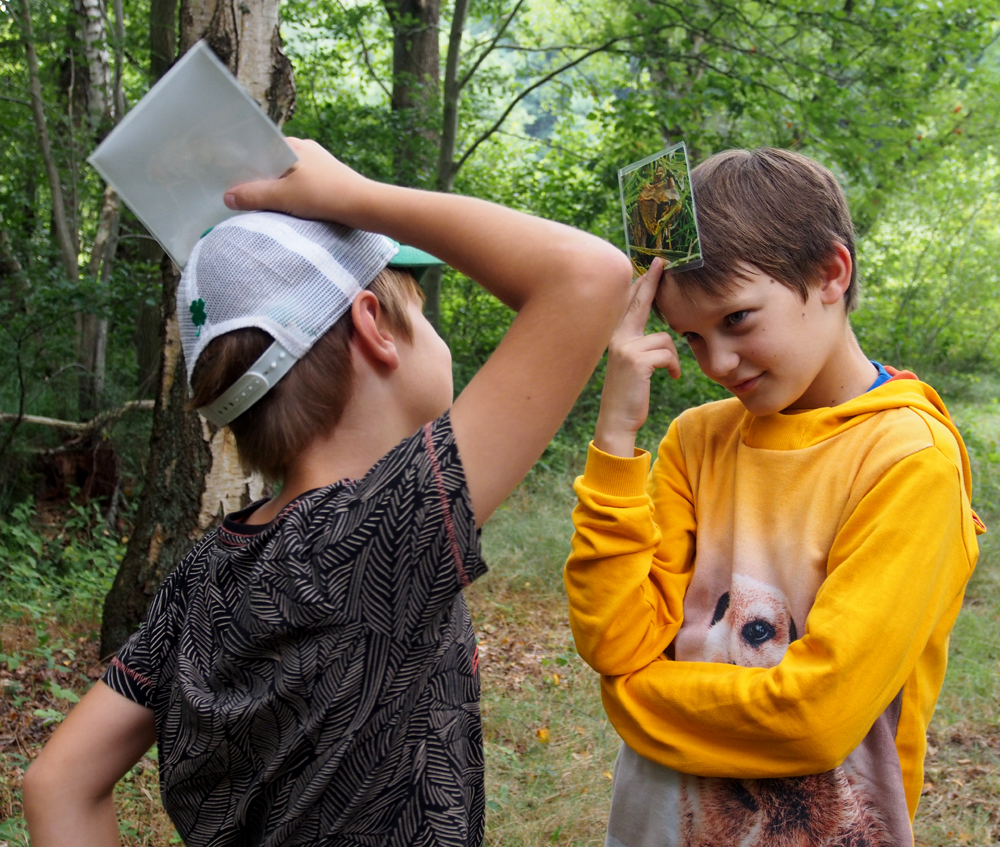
[88,41,297,268]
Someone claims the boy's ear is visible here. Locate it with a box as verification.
[817,241,853,306]
[350,291,400,370]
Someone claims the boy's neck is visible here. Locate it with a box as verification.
[784,325,877,412]
[245,370,439,526]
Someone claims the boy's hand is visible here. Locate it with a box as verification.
[224,138,376,227]
[594,259,681,458]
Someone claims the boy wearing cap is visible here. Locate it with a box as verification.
[564,148,981,846]
[25,139,632,846]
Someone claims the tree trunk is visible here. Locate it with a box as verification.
[133,0,176,399]
[178,0,295,123]
[101,0,294,657]
[380,0,443,324]
[150,0,178,80]
[79,186,120,414]
[133,0,175,399]
[135,235,167,400]
[383,0,441,188]
[73,0,113,131]
[411,0,469,330]
[16,0,78,284]
[100,259,220,653]
[71,0,120,416]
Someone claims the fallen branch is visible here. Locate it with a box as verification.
[0,400,154,434]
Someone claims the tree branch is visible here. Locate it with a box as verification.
[0,401,154,433]
[457,0,527,92]
[454,34,631,174]
[335,0,392,100]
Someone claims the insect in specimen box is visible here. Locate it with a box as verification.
[618,142,703,276]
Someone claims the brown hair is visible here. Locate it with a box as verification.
[671,147,858,311]
[188,267,424,482]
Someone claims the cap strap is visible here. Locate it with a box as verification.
[199,340,297,427]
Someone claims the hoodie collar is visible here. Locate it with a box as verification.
[740,372,952,452]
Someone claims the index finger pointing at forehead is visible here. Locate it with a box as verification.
[621,258,663,332]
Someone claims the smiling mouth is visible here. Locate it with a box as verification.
[728,375,762,394]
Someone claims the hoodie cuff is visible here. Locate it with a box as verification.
[583,441,651,498]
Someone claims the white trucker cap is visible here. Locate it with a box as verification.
[178,211,399,427]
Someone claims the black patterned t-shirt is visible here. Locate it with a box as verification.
[103,413,488,847]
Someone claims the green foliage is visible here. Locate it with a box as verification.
[856,162,1000,371]
[0,498,128,625]
[2,0,1000,489]
[597,0,998,219]
[1,0,162,508]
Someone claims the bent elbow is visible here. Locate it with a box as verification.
[562,242,632,304]
[592,247,634,302]
[573,630,664,677]
[578,644,627,676]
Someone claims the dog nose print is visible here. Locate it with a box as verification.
[741,619,777,647]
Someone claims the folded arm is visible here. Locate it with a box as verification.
[600,447,975,777]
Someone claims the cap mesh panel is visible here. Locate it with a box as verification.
[178,211,397,382]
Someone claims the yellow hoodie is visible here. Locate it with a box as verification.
[566,376,982,846]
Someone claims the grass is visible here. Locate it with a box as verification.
[909,389,1000,846]
[1,388,998,844]
[469,474,619,845]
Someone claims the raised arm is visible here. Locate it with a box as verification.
[565,261,695,672]
[226,139,633,523]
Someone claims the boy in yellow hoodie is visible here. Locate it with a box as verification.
[565,147,983,847]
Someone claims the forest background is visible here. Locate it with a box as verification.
[1,0,999,843]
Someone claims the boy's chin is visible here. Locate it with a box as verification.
[731,390,796,418]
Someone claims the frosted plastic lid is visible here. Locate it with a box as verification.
[88,41,297,268]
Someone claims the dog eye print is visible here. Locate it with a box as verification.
[704,574,799,669]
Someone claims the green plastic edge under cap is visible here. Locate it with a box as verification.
[387,242,446,282]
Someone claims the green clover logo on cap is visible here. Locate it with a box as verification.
[190,298,207,337]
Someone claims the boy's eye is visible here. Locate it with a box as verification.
[725,310,748,327]
[682,332,700,343]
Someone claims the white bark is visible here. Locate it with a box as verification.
[75,0,114,125]
[179,0,293,515]
[179,0,293,122]
[197,420,265,537]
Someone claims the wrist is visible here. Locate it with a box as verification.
[334,177,390,231]
[593,420,638,458]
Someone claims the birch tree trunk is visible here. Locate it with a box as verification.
[71,0,120,416]
[74,0,113,130]
[100,1,295,655]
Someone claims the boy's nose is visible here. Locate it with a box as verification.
[701,343,739,381]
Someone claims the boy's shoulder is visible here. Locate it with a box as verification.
[660,378,964,472]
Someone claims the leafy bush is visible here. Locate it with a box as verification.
[0,498,128,626]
